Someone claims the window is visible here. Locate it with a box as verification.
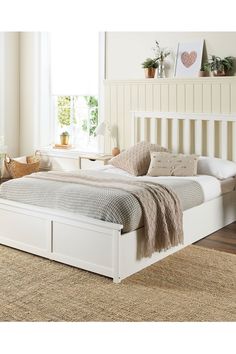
[50,32,104,151]
[52,95,98,151]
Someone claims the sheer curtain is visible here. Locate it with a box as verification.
[19,32,51,154]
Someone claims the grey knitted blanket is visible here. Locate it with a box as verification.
[31,170,184,257]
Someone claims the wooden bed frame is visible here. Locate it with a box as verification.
[0,111,236,283]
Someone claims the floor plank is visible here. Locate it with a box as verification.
[195,221,236,254]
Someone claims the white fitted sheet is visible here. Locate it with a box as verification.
[99,165,224,202]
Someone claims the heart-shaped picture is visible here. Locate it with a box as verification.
[181,51,197,68]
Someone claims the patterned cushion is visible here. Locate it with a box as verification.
[109,141,168,176]
[147,152,199,176]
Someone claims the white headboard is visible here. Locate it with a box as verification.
[131,111,236,161]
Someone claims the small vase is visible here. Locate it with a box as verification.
[157,60,165,78]
[144,68,156,78]
[60,135,69,145]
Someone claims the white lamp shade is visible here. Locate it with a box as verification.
[95,121,111,136]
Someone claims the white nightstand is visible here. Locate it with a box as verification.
[78,153,113,170]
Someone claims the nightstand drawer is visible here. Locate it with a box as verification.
[78,154,113,170]
[81,158,106,170]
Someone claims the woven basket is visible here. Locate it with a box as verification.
[5,155,40,179]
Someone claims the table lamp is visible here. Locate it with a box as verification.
[95,122,120,156]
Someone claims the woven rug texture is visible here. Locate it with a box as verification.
[0,244,235,321]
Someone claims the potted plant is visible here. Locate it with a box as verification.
[60,131,70,145]
[199,63,209,77]
[204,55,234,76]
[141,58,158,78]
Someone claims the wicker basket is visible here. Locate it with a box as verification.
[5,155,40,179]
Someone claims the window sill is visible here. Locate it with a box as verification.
[38,146,102,159]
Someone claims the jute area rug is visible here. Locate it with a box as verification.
[0,244,235,321]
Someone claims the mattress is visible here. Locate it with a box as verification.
[0,169,206,234]
[100,165,230,202]
[220,177,236,194]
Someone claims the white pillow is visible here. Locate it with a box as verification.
[197,157,236,179]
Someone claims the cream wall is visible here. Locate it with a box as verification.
[106,32,236,79]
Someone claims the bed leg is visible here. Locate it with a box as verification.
[112,230,121,284]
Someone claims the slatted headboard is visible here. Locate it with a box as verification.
[131,111,236,161]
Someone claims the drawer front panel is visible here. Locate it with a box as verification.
[53,221,113,268]
[0,208,49,250]
[81,159,104,169]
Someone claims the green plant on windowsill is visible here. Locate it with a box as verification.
[203,55,234,76]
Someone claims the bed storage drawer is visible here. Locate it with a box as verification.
[0,208,50,254]
[52,220,114,277]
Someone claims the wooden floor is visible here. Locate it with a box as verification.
[195,221,236,255]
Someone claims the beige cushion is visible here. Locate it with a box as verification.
[109,141,168,176]
[147,152,199,176]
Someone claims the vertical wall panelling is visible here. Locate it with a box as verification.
[231,83,236,112]
[153,84,161,111]
[193,84,203,113]
[104,78,236,156]
[202,84,212,113]
[185,84,194,112]
[160,84,169,112]
[169,84,177,112]
[145,84,153,111]
[221,84,230,114]
[212,84,221,113]
[176,84,185,112]
[131,84,138,111]
[138,85,146,111]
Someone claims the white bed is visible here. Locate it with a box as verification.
[0,111,236,283]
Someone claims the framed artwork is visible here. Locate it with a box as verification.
[175,40,204,77]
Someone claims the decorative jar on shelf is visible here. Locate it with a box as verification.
[157,59,165,78]
[60,131,70,145]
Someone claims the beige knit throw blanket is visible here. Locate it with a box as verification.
[27,171,183,257]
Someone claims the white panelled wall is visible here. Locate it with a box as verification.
[104,77,236,160]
